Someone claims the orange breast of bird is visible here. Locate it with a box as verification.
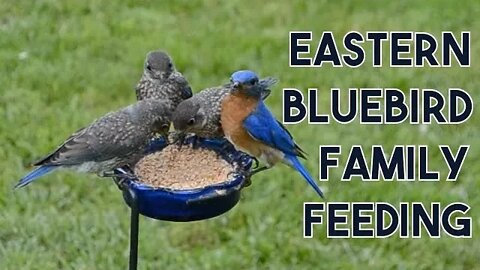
[220,92,263,157]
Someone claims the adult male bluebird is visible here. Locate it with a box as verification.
[15,99,171,188]
[220,70,324,198]
[172,77,277,139]
[135,50,192,111]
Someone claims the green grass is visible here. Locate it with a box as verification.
[1,0,479,269]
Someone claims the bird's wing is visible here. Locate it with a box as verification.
[135,78,151,101]
[35,112,141,166]
[135,84,141,100]
[33,126,101,166]
[171,72,193,99]
[242,101,300,157]
[276,119,306,158]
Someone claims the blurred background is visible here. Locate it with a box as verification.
[1,0,479,269]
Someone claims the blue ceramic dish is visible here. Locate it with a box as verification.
[116,137,252,222]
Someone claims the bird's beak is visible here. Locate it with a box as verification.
[170,131,187,147]
[182,86,193,99]
[156,123,170,140]
[232,82,240,92]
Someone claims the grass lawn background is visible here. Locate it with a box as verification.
[1,0,479,269]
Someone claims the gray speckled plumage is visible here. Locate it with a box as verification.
[16,99,171,189]
[172,76,278,138]
[135,50,192,112]
[173,86,230,138]
[37,99,170,169]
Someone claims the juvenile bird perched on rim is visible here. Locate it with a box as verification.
[15,99,172,188]
[135,50,193,111]
[172,76,277,139]
[220,70,324,198]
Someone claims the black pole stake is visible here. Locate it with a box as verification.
[127,187,139,270]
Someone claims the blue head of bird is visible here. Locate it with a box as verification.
[230,70,261,97]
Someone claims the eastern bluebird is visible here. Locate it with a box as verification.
[15,99,171,188]
[220,70,324,198]
[135,50,192,111]
[172,76,277,139]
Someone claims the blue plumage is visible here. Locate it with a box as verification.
[227,70,325,198]
[243,101,324,198]
[15,166,57,189]
[284,155,324,198]
[231,70,258,84]
[243,102,299,157]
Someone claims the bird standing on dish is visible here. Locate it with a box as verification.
[172,76,277,139]
[15,99,172,188]
[220,70,324,197]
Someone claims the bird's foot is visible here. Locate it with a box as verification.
[169,132,186,149]
[171,133,201,149]
[232,166,270,189]
[244,166,268,187]
[249,166,269,176]
[100,170,137,180]
[242,175,253,188]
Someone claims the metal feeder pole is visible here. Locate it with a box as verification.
[126,186,140,270]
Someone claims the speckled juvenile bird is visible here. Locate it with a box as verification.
[135,50,193,111]
[172,76,277,139]
[15,99,171,188]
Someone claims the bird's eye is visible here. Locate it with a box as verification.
[250,79,257,85]
[146,64,152,71]
[168,62,173,69]
[187,118,195,125]
[161,123,169,129]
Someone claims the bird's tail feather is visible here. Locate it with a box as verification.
[15,166,56,189]
[285,155,324,198]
